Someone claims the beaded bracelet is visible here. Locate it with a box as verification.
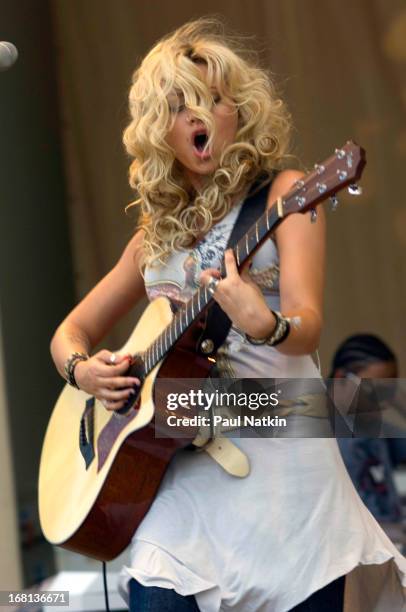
[64,352,89,389]
[245,310,291,347]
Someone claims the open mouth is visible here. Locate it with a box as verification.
[193,131,209,156]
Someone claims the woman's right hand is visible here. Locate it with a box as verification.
[73,350,141,411]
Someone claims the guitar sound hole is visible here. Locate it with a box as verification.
[114,385,141,417]
[114,354,145,417]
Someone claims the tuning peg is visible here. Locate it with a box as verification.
[316,182,327,194]
[330,194,339,211]
[348,183,362,196]
[335,148,345,159]
[310,208,318,223]
[314,163,325,175]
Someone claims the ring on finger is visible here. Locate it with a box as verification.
[207,276,220,295]
[110,353,117,364]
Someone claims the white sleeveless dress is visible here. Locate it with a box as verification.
[120,203,406,612]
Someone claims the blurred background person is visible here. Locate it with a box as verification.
[330,333,406,525]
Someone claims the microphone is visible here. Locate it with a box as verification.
[0,42,18,71]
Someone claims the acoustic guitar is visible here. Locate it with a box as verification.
[39,141,366,560]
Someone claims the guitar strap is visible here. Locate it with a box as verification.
[192,176,274,477]
[197,176,273,358]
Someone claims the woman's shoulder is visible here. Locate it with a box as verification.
[113,229,145,282]
[122,229,145,261]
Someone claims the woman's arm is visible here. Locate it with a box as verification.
[50,230,146,409]
[268,169,326,355]
[200,169,326,356]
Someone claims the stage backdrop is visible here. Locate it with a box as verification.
[50,0,406,373]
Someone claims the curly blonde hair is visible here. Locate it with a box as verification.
[123,17,292,266]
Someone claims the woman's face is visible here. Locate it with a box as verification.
[165,66,238,190]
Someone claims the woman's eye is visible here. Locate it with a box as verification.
[169,103,185,113]
[213,95,221,105]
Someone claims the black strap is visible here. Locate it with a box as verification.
[197,177,273,357]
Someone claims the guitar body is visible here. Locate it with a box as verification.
[39,296,212,561]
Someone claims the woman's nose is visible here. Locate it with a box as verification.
[186,111,205,127]
[186,110,196,124]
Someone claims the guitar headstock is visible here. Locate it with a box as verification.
[282,141,366,216]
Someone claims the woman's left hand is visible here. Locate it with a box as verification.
[200,249,275,339]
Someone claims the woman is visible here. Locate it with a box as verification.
[50,18,406,612]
